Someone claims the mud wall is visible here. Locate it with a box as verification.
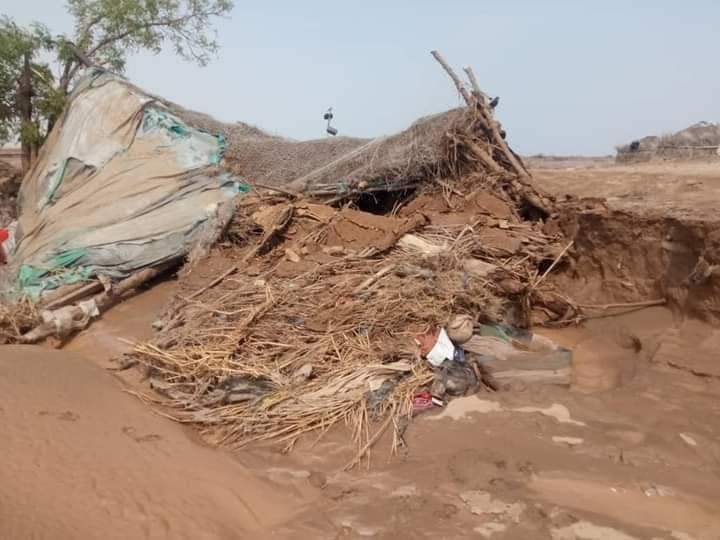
[552,205,720,322]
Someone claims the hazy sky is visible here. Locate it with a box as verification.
[4,1,720,155]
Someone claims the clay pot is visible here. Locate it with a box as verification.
[447,314,474,344]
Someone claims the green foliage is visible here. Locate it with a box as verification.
[0,0,234,148]
[0,17,54,144]
[20,119,41,145]
[66,0,234,73]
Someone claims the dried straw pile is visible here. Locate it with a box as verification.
[0,296,38,345]
[129,179,573,455]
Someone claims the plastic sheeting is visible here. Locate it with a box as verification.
[4,71,246,299]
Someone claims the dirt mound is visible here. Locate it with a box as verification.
[548,200,720,323]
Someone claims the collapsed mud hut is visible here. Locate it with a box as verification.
[1,52,586,458]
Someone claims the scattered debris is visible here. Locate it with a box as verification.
[513,404,586,426]
[552,436,584,447]
[679,433,698,447]
[428,396,586,426]
[551,521,639,540]
[425,328,457,367]
[642,484,675,498]
[447,314,474,344]
[411,391,437,415]
[427,396,504,421]
[459,490,526,523]
[390,485,419,497]
[474,522,508,538]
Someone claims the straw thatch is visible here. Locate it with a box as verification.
[0,295,37,344]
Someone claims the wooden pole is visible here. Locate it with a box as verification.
[185,205,294,302]
[462,66,487,104]
[43,281,103,310]
[20,264,172,344]
[430,50,472,105]
[475,105,530,178]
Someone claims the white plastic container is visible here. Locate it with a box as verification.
[426,328,456,367]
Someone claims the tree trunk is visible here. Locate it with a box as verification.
[59,59,73,95]
[18,53,34,174]
[49,59,76,134]
[29,141,39,165]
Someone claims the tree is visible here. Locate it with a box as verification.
[0,0,233,173]
[0,18,60,172]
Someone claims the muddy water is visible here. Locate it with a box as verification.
[2,285,720,539]
[62,278,177,362]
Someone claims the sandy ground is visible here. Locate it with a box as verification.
[534,160,720,221]
[0,345,310,539]
[259,308,720,539]
[2,161,720,539]
[3,281,720,539]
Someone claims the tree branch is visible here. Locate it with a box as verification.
[86,6,222,59]
[462,66,487,105]
[430,50,472,105]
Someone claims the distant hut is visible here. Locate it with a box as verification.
[616,122,720,163]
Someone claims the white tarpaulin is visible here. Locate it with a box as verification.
[3,71,246,299]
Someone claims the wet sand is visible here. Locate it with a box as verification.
[0,345,312,539]
[2,283,720,538]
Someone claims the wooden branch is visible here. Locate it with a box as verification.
[84,5,226,59]
[532,240,574,290]
[87,15,192,58]
[20,264,173,344]
[467,140,505,175]
[431,52,532,181]
[578,299,666,311]
[462,66,486,104]
[185,205,294,301]
[251,182,298,198]
[44,281,103,310]
[65,41,97,68]
[343,408,395,471]
[475,105,529,178]
[431,50,472,105]
[352,265,395,296]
